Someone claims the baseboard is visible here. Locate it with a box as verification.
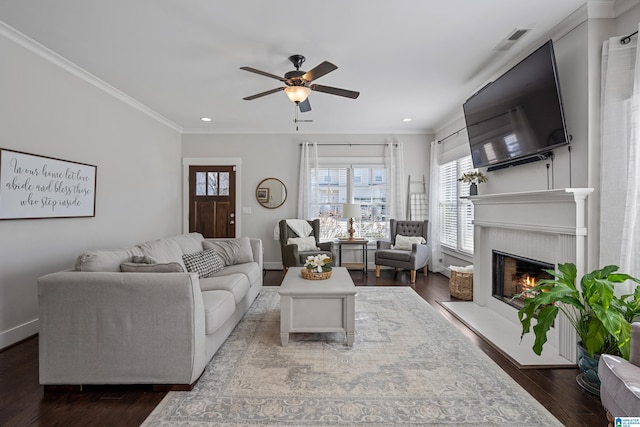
[0,318,39,351]
[263,261,283,270]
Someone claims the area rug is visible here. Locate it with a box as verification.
[142,287,561,426]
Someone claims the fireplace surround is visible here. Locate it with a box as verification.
[467,188,593,363]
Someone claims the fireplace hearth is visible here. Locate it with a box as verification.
[492,250,554,310]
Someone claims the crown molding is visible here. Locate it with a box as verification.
[612,0,640,16]
[0,20,183,133]
[584,0,640,18]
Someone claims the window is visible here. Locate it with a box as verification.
[438,156,474,253]
[311,164,389,239]
[195,171,229,196]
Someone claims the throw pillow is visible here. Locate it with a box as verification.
[287,236,319,252]
[120,262,184,273]
[202,237,254,266]
[75,247,144,272]
[131,255,160,264]
[182,249,224,278]
[392,235,426,250]
[138,239,187,272]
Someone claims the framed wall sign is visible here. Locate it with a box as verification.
[0,148,97,220]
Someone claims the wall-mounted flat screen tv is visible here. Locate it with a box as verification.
[462,40,569,170]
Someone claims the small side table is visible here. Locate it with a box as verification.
[337,239,369,275]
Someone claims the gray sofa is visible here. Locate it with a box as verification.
[599,322,640,420]
[37,232,263,391]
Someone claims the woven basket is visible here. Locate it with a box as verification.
[301,268,332,280]
[449,271,473,300]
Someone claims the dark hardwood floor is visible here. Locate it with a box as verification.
[0,269,606,426]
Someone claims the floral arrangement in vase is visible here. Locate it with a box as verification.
[457,171,488,185]
[304,254,332,273]
[458,171,488,195]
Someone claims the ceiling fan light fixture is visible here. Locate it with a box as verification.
[284,86,311,103]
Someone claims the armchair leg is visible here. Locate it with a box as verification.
[375,265,381,278]
[423,266,428,276]
[283,267,288,276]
[410,270,416,283]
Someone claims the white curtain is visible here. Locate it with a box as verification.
[600,28,640,292]
[297,141,319,219]
[384,142,406,222]
[428,140,443,273]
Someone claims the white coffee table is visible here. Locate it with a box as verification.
[278,267,357,347]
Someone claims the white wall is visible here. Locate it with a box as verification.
[0,29,182,348]
[181,133,431,269]
[433,4,640,272]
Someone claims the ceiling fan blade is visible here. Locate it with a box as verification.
[243,87,284,100]
[298,98,312,113]
[240,66,287,82]
[310,84,360,99]
[302,61,337,82]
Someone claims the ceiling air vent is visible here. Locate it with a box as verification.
[494,28,531,51]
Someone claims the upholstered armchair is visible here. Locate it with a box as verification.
[375,219,429,283]
[279,219,334,275]
[599,322,640,422]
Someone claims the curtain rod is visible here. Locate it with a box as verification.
[621,30,638,45]
[436,126,467,144]
[299,143,398,146]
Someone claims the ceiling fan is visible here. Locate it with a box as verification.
[240,54,359,112]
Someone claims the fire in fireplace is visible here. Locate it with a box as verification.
[492,250,554,310]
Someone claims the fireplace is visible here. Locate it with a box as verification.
[492,250,554,310]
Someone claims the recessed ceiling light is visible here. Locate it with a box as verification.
[201,117,212,122]
[402,118,412,122]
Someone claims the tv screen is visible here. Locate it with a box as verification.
[462,40,569,170]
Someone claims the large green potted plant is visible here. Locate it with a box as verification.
[516,263,640,393]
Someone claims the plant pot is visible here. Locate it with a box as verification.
[469,183,478,196]
[576,341,601,396]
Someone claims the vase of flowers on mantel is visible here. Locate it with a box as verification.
[458,171,488,196]
[301,254,333,280]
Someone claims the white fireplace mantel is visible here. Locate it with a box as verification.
[467,188,594,236]
[465,187,594,363]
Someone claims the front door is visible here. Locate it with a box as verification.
[188,165,236,238]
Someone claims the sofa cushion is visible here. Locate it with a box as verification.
[120,262,184,273]
[201,290,236,335]
[376,248,412,262]
[138,239,186,272]
[599,353,640,417]
[199,273,250,304]
[287,236,319,251]
[75,247,144,272]
[182,249,224,278]
[392,235,426,250]
[202,237,253,266]
[169,232,205,255]
[208,262,262,288]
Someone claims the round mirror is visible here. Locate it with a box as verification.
[256,178,287,209]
